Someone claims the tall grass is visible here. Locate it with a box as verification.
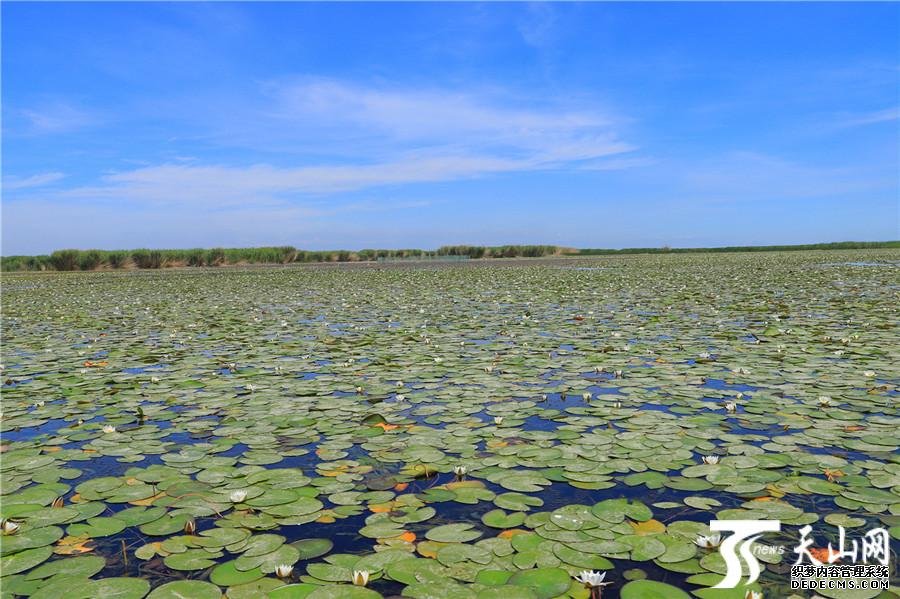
[576,241,900,255]
[2,241,897,271]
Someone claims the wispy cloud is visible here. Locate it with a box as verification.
[9,80,636,208]
[517,3,559,49]
[2,172,66,190]
[15,102,97,135]
[678,151,894,200]
[833,106,899,128]
[50,142,633,208]
[264,79,627,158]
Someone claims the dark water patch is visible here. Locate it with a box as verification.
[702,378,759,392]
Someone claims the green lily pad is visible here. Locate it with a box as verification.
[147,580,223,599]
[507,567,571,599]
[620,580,691,598]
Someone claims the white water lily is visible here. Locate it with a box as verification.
[694,533,722,548]
[102,424,116,434]
[395,394,406,402]
[485,365,494,373]
[150,376,160,383]
[724,401,737,413]
[230,490,248,503]
[245,384,256,392]
[34,401,45,408]
[493,416,504,425]
[864,370,876,377]
[434,357,442,363]
[574,570,609,588]
[818,396,833,407]
[614,370,623,378]
[275,564,294,578]
[77,418,84,426]
[612,400,622,409]
[2,519,21,535]
[352,570,370,586]
[735,392,744,400]
[453,465,467,478]
[582,392,592,401]
[183,519,196,534]
[702,456,720,465]
[395,380,404,387]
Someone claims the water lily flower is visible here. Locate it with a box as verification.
[76,419,84,426]
[352,570,370,586]
[453,465,467,479]
[102,424,116,434]
[395,380,404,387]
[493,416,504,425]
[735,392,744,400]
[698,352,711,359]
[582,392,592,401]
[150,376,160,383]
[230,490,248,503]
[724,401,737,413]
[2,519,21,535]
[395,394,406,402]
[485,365,494,373]
[694,533,722,548]
[275,564,294,578]
[574,570,611,597]
[614,370,623,378]
[702,456,720,465]
[245,384,256,392]
[574,570,608,587]
[52,496,65,508]
[864,370,876,377]
[818,396,833,407]
[434,357,442,363]
[183,519,196,535]
[35,401,45,408]
[612,400,622,409]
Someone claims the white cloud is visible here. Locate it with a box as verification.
[52,142,631,208]
[834,106,899,128]
[23,82,635,207]
[2,172,66,190]
[17,102,97,135]
[0,80,639,211]
[264,79,626,157]
[678,151,893,200]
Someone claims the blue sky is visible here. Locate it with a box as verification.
[2,2,898,254]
